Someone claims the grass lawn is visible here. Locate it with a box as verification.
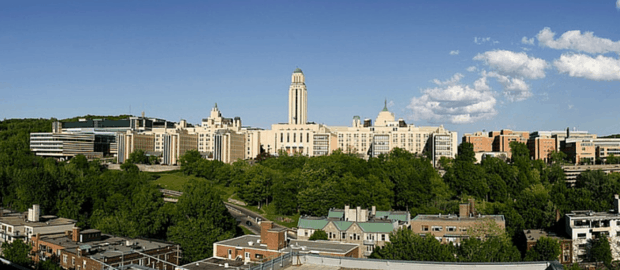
[243,203,300,228]
[240,225,255,235]
[149,171,235,201]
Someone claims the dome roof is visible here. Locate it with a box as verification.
[293,68,303,74]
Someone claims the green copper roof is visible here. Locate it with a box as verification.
[382,99,389,111]
[294,68,303,74]
[375,211,390,217]
[328,210,344,219]
[358,222,395,233]
[297,218,328,230]
[332,221,353,231]
[387,213,409,222]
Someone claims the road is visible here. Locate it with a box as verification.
[159,189,296,238]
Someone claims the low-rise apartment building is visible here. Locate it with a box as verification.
[410,199,505,244]
[524,229,572,265]
[565,194,620,263]
[31,227,180,270]
[296,206,409,257]
[0,205,76,244]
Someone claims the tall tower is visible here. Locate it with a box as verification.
[288,68,307,125]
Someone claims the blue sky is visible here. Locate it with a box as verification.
[1,1,620,137]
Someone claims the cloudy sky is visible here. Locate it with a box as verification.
[2,1,620,137]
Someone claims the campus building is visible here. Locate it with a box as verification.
[31,227,180,270]
[410,199,506,245]
[296,206,410,257]
[256,69,458,166]
[462,129,529,161]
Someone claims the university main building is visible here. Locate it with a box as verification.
[31,69,458,166]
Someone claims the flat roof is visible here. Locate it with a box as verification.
[0,214,76,227]
[566,210,620,219]
[412,214,505,223]
[179,257,248,270]
[523,229,570,242]
[39,233,175,259]
[216,235,358,255]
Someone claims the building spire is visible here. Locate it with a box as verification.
[382,99,388,111]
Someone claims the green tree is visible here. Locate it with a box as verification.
[1,239,32,267]
[524,236,561,261]
[370,228,455,262]
[127,149,149,164]
[167,179,238,263]
[308,230,328,240]
[589,236,612,267]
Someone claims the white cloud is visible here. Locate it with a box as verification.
[466,66,478,72]
[474,37,491,44]
[474,50,549,79]
[432,73,464,86]
[537,27,620,55]
[485,71,532,102]
[568,104,574,110]
[387,100,395,108]
[521,36,535,45]
[449,50,460,55]
[408,74,497,124]
[617,0,620,9]
[554,53,620,81]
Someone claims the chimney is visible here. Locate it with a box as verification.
[0,207,3,217]
[371,206,376,217]
[468,199,476,216]
[615,194,620,213]
[260,221,273,242]
[356,206,361,222]
[459,204,469,218]
[344,205,350,221]
[72,227,80,242]
[32,204,40,222]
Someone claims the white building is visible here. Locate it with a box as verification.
[565,194,620,263]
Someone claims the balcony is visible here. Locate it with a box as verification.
[363,251,373,257]
[363,240,375,245]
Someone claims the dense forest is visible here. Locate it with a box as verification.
[2,118,619,268]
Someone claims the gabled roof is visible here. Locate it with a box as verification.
[297,218,328,230]
[358,222,395,233]
[331,221,353,231]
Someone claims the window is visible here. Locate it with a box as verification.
[63,255,67,264]
[228,249,232,255]
[577,233,586,238]
[381,234,386,241]
[421,225,429,231]
[432,226,442,232]
[83,260,87,268]
[72,257,75,266]
[447,226,456,232]
[245,252,250,258]
[342,232,346,239]
[255,254,263,259]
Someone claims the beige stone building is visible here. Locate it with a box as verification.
[115,68,457,166]
[410,199,506,245]
[252,69,458,166]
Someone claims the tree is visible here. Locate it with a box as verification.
[370,228,455,262]
[589,236,612,267]
[167,179,238,263]
[524,236,561,261]
[1,239,32,267]
[127,149,149,164]
[308,230,328,240]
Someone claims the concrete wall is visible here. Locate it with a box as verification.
[293,254,557,270]
[107,164,180,172]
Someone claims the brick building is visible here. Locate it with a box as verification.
[213,221,359,263]
[31,227,180,270]
[410,199,505,244]
[524,229,572,265]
